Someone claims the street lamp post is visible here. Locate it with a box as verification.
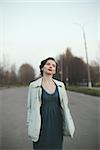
[75,23,92,88]
[82,26,92,87]
[60,55,63,82]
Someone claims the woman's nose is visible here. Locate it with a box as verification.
[49,65,52,68]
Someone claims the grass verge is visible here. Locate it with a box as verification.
[67,86,100,97]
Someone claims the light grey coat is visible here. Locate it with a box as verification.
[27,77,75,142]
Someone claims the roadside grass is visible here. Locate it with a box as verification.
[67,86,100,97]
[0,84,27,90]
[0,84,100,97]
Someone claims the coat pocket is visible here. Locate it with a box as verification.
[63,107,75,138]
[28,108,41,142]
[28,120,40,141]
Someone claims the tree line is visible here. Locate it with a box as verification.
[0,63,35,87]
[55,48,100,86]
[0,48,100,87]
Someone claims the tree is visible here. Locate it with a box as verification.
[18,63,36,85]
[63,48,74,84]
[90,61,100,86]
[56,48,74,84]
[68,57,87,85]
[56,48,88,85]
[0,65,4,86]
[3,71,10,87]
[10,64,17,85]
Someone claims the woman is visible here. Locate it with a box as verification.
[27,57,75,150]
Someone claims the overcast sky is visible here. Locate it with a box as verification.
[0,0,99,75]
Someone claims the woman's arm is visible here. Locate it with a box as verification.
[27,83,32,125]
[62,83,75,138]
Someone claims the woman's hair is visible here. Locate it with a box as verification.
[39,57,58,76]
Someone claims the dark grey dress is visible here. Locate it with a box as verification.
[33,85,63,150]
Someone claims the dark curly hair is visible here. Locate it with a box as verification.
[39,57,58,76]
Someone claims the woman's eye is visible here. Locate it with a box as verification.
[46,62,56,67]
[52,64,56,67]
[46,63,50,65]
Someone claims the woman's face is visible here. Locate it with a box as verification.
[42,59,56,76]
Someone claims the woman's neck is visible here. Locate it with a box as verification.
[42,75,53,83]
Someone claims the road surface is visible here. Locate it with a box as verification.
[0,87,99,150]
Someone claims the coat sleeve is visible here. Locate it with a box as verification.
[62,83,75,138]
[27,83,32,125]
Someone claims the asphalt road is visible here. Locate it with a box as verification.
[0,87,99,150]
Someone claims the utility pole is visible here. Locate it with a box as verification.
[82,26,92,87]
[75,23,92,88]
[60,55,63,82]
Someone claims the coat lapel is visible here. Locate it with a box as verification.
[31,77,63,104]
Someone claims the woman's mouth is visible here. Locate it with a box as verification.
[48,69,52,71]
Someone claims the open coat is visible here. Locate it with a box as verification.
[27,77,75,142]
